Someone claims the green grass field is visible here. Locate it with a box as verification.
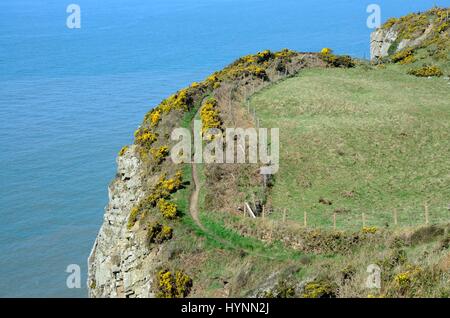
[250,66,450,230]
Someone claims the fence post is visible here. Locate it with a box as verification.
[424,203,429,225]
[393,209,398,226]
[304,211,307,227]
[262,205,265,220]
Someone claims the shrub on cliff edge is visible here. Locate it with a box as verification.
[408,64,443,77]
[156,269,193,298]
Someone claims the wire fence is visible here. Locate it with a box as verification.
[241,79,450,231]
[243,203,450,231]
[246,99,262,129]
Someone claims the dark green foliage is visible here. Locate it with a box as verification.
[147,221,173,244]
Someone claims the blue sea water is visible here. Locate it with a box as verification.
[1,0,449,298]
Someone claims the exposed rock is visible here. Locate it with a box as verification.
[370,19,436,61]
[88,145,161,298]
[370,27,398,60]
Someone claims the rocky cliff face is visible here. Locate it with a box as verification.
[370,23,435,60]
[370,8,448,61]
[86,51,335,298]
[88,145,162,298]
[370,27,399,60]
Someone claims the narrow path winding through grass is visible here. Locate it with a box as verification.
[187,97,303,261]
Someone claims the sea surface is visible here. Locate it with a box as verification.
[1,0,449,297]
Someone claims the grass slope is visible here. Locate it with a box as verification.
[250,66,450,230]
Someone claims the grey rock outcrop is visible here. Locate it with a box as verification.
[370,27,398,60]
[88,145,161,298]
[370,22,435,61]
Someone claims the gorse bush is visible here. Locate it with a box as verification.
[319,48,354,68]
[226,65,268,80]
[203,49,298,86]
[151,146,169,164]
[362,226,378,234]
[147,221,173,244]
[256,49,274,63]
[160,170,183,193]
[400,54,417,65]
[274,48,296,59]
[391,48,415,64]
[149,109,161,127]
[200,98,222,135]
[384,8,450,64]
[134,128,158,147]
[397,13,429,40]
[157,198,178,219]
[320,48,332,55]
[390,265,423,296]
[302,280,337,298]
[160,88,191,113]
[147,172,183,205]
[436,21,449,33]
[261,280,296,298]
[383,17,398,29]
[156,269,193,298]
[140,79,207,134]
[127,171,183,228]
[408,64,443,77]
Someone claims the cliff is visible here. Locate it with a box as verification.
[88,50,328,298]
[88,8,450,299]
[88,145,157,297]
[371,8,450,60]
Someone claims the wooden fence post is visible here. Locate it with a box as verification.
[304,211,307,228]
[245,202,256,219]
[424,203,429,225]
[262,205,265,220]
[393,209,398,226]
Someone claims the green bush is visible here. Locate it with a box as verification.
[150,145,169,164]
[302,280,337,298]
[157,198,178,219]
[320,48,354,68]
[391,48,415,64]
[408,65,443,77]
[156,269,193,298]
[147,221,173,244]
[127,172,183,230]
